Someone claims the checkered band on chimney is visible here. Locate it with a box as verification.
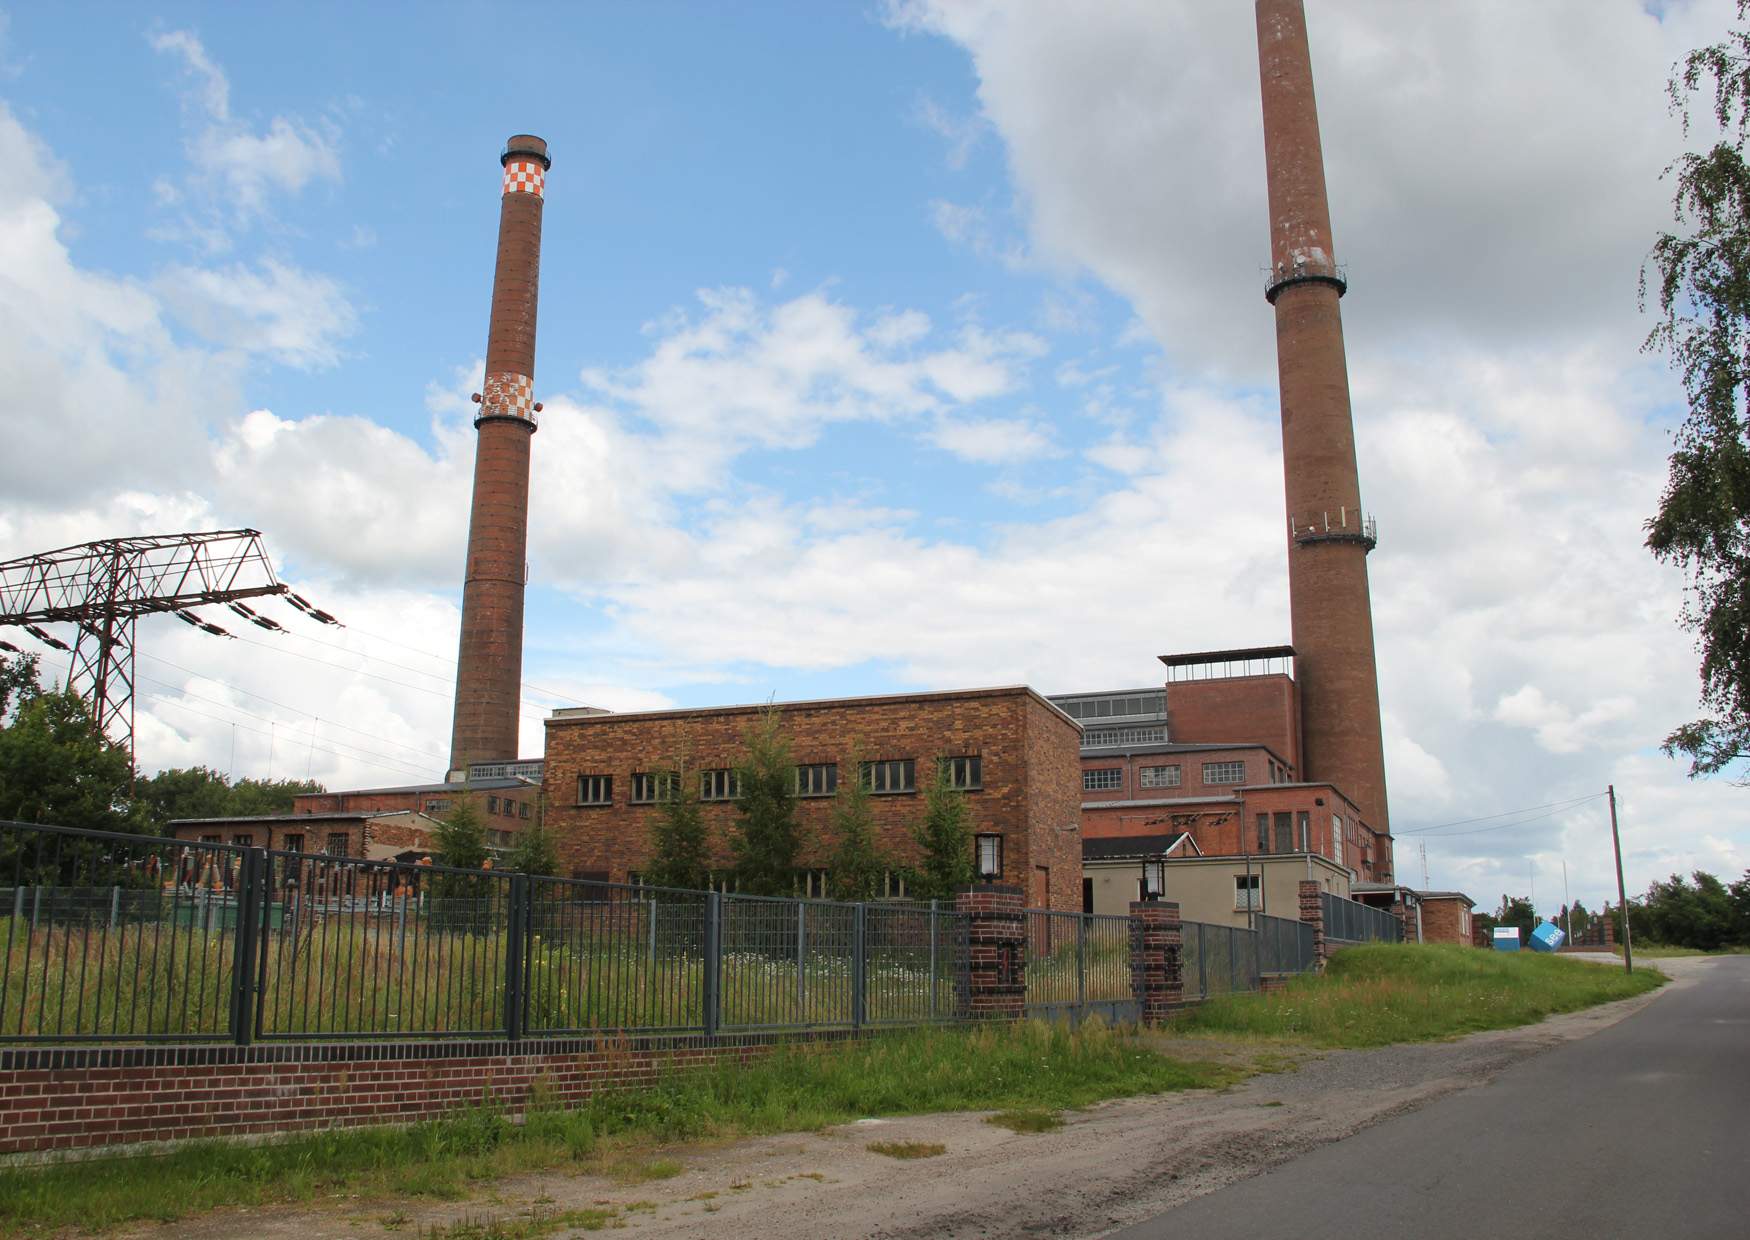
[502,160,545,197]
[481,371,535,421]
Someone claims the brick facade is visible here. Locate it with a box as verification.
[1418,893,1474,946]
[1166,673,1301,774]
[542,687,1083,913]
[294,781,541,848]
[958,883,1026,1018]
[167,810,442,862]
[1128,900,1184,1025]
[0,1031,849,1159]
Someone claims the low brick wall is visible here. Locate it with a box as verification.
[0,1030,853,1159]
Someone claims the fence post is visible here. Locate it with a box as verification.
[851,902,867,1029]
[1299,880,1327,969]
[956,884,1025,1020]
[229,848,265,1046]
[1128,900,1182,1026]
[504,874,528,1042]
[928,899,938,1022]
[1228,926,1240,993]
[703,891,722,1036]
[796,901,807,1018]
[109,885,120,930]
[1076,914,1087,1013]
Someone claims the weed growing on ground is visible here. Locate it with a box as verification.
[984,1109,1063,1134]
[867,1141,946,1159]
[1176,943,1664,1048]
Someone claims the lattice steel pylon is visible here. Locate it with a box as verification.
[0,530,290,778]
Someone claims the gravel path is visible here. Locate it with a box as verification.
[127,959,1686,1240]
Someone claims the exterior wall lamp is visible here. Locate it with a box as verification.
[975,833,1003,881]
[1142,857,1166,901]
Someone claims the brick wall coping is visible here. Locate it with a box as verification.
[542,685,1080,733]
[0,1028,864,1074]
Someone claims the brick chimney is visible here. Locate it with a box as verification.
[449,134,550,777]
[1256,3,1390,841]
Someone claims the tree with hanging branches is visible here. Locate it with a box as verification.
[1644,0,1750,784]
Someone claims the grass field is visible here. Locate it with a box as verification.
[1603,944,1749,959]
[1174,943,1665,1048]
[0,1019,1237,1236]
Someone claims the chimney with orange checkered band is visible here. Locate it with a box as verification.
[449,135,550,778]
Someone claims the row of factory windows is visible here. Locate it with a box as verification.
[198,828,520,857]
[576,756,985,807]
[1083,759,1248,792]
[624,834,1007,898]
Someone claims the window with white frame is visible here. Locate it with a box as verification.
[1139,764,1181,789]
[881,870,909,900]
[798,869,829,899]
[631,771,677,804]
[1083,767,1123,792]
[861,759,916,794]
[577,774,613,806]
[940,755,983,790]
[1202,760,1246,785]
[1234,873,1262,911]
[795,762,837,797]
[700,768,740,801]
[1330,815,1344,866]
[975,833,1003,880]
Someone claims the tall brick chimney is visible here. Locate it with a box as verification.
[1256,2,1390,840]
[449,134,550,777]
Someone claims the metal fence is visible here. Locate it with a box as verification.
[1321,891,1404,944]
[1256,913,1317,974]
[0,820,973,1045]
[1180,919,1260,1001]
[1022,909,1135,1024]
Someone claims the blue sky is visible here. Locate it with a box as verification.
[0,1,1745,910]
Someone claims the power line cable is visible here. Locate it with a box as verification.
[142,692,434,782]
[1395,793,1603,836]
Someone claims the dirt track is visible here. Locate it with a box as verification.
[130,962,1684,1240]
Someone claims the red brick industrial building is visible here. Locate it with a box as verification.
[542,686,1083,912]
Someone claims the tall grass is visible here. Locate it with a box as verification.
[1175,942,1664,1047]
[0,1020,1236,1235]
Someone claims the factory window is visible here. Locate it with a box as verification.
[798,870,830,899]
[1297,811,1310,851]
[1202,761,1246,785]
[1273,811,1294,853]
[519,802,531,820]
[1330,815,1344,866]
[486,796,500,814]
[232,833,253,847]
[1234,874,1261,911]
[861,759,916,795]
[283,833,304,856]
[631,771,677,804]
[626,871,644,888]
[1083,768,1123,792]
[1256,813,1269,851]
[795,762,838,797]
[940,755,983,791]
[700,768,741,801]
[577,774,613,806]
[882,871,910,901]
[424,799,452,815]
[1139,764,1181,789]
[325,833,350,858]
[200,834,222,845]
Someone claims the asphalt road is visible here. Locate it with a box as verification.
[1110,956,1750,1240]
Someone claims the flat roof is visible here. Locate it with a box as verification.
[543,684,1078,730]
[1158,646,1295,668]
[1082,832,1198,861]
[169,811,415,825]
[296,777,534,796]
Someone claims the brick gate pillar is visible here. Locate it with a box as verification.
[957,884,1025,1019]
[1299,880,1327,969]
[1128,900,1183,1026]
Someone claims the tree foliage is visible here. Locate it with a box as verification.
[1492,895,1537,946]
[646,759,711,892]
[1645,0,1750,782]
[505,822,560,877]
[910,762,974,902]
[827,750,886,902]
[0,654,135,833]
[133,766,321,829]
[730,708,800,896]
[1626,869,1750,949]
[432,797,490,871]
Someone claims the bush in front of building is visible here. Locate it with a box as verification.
[910,761,974,901]
[730,708,801,896]
[828,748,886,901]
[646,757,711,891]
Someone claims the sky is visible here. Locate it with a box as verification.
[0,0,1744,915]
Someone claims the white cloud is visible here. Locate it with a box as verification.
[156,259,357,369]
[927,414,1056,464]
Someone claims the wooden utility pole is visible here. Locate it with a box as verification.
[1608,784,1634,975]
